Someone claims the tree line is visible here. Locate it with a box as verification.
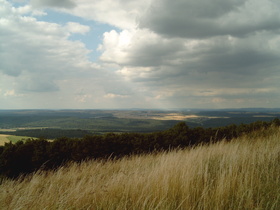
[1,119,280,179]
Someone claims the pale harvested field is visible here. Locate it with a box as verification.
[114,111,229,121]
[150,113,229,120]
[151,113,200,120]
[112,111,202,120]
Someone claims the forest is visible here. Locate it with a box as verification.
[1,118,280,179]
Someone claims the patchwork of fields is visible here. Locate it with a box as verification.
[1,109,280,139]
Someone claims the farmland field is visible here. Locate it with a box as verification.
[0,134,10,146]
[1,109,280,137]
[0,134,30,145]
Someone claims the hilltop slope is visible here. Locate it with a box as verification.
[1,127,280,209]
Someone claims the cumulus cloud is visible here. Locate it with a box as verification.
[2,0,280,109]
[65,22,90,35]
[99,29,186,67]
[57,0,152,29]
[100,29,280,88]
[0,1,93,93]
[94,0,280,108]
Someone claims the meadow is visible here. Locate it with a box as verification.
[0,134,30,146]
[1,127,279,209]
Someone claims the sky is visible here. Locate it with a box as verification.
[1,0,280,109]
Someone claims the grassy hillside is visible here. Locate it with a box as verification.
[1,127,279,209]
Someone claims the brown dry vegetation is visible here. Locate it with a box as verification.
[1,128,280,209]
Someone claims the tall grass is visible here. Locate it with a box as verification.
[1,127,280,209]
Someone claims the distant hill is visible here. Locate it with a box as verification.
[0,109,280,134]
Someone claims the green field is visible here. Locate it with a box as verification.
[0,134,31,145]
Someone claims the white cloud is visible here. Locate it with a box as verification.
[2,0,280,109]
[10,4,46,16]
[98,28,185,67]
[0,1,94,93]
[4,90,19,97]
[97,28,280,108]
[58,0,152,29]
[104,93,129,99]
[65,22,90,35]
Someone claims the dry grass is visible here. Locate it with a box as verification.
[1,127,280,209]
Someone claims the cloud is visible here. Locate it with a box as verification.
[104,93,129,99]
[140,0,280,38]
[57,0,152,29]
[65,22,90,35]
[94,0,280,108]
[4,90,16,97]
[98,29,185,67]
[2,0,280,109]
[31,0,76,8]
[100,29,280,87]
[0,1,94,93]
